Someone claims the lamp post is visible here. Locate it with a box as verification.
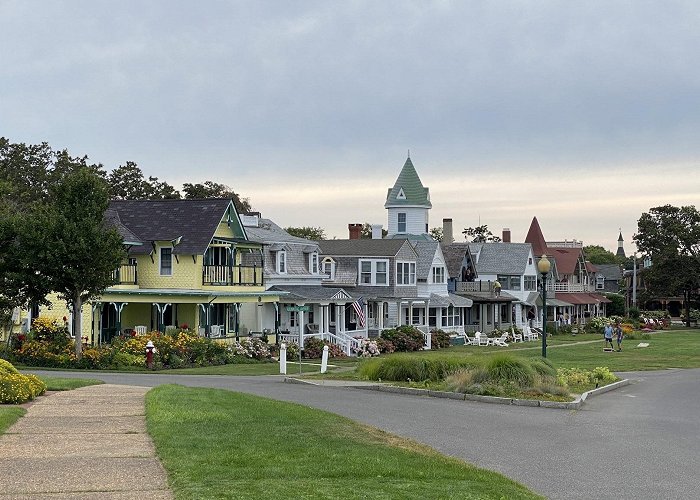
[537,254,551,358]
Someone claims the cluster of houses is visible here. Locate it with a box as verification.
[3,157,619,353]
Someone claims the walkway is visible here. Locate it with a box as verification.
[0,384,172,499]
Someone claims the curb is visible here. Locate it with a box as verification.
[303,378,632,410]
[283,377,321,386]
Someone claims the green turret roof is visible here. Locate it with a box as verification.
[384,157,432,208]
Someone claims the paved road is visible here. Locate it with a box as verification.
[28,368,700,500]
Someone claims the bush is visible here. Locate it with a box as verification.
[375,337,395,354]
[0,358,20,375]
[380,326,425,352]
[0,360,46,404]
[352,338,381,358]
[358,356,472,382]
[485,355,535,387]
[430,329,451,349]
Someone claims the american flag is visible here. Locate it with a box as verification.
[351,297,366,328]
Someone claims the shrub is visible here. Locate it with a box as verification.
[0,358,20,375]
[0,362,46,404]
[358,356,472,382]
[430,329,451,349]
[352,338,381,358]
[485,355,535,387]
[24,374,47,397]
[380,326,425,352]
[529,357,557,378]
[302,337,325,359]
[229,338,271,361]
[375,337,395,354]
[30,317,71,345]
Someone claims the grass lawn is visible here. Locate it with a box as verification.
[166,360,323,375]
[0,406,25,434]
[39,376,104,391]
[146,385,542,500]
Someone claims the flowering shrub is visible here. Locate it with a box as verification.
[299,337,346,359]
[30,317,71,344]
[0,360,46,404]
[380,326,425,352]
[352,338,381,358]
[375,337,395,354]
[229,338,271,361]
[556,366,617,388]
[430,329,451,349]
[13,340,74,368]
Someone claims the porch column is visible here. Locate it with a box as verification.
[409,301,414,326]
[113,302,127,336]
[339,304,345,334]
[298,306,306,349]
[256,299,263,333]
[92,302,102,346]
[378,302,384,330]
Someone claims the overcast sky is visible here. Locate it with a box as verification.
[2,1,699,251]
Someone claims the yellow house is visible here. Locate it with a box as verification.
[23,198,281,344]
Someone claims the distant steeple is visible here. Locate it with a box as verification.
[616,231,626,257]
[385,156,432,239]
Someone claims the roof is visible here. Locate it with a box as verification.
[556,292,611,304]
[427,293,473,308]
[318,239,414,258]
[595,264,623,280]
[245,217,321,247]
[468,242,532,275]
[454,290,517,303]
[441,243,470,278]
[269,285,352,302]
[384,157,431,208]
[524,217,548,257]
[412,241,439,278]
[549,247,582,275]
[107,199,237,255]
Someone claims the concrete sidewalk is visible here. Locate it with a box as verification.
[0,384,172,499]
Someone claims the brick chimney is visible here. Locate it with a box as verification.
[442,218,454,243]
[502,228,511,243]
[348,223,362,240]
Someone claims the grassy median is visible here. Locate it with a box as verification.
[146,384,542,499]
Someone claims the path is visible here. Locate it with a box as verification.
[0,384,172,499]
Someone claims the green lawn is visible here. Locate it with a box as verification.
[166,360,323,375]
[146,385,542,500]
[0,406,25,434]
[40,376,104,391]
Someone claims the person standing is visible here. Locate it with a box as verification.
[616,323,623,351]
[604,323,614,350]
[494,280,502,297]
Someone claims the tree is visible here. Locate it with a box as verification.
[583,245,619,265]
[604,293,626,316]
[285,226,326,240]
[462,225,501,243]
[182,181,252,214]
[108,162,180,200]
[634,205,700,326]
[429,227,443,242]
[28,168,125,357]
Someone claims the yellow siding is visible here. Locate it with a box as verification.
[137,244,202,289]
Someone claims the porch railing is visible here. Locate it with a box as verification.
[111,263,137,285]
[456,281,493,293]
[546,282,594,293]
[202,265,263,286]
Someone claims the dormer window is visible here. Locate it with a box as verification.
[309,252,319,274]
[396,188,406,200]
[398,213,407,233]
[432,266,445,284]
[322,257,336,280]
[277,250,287,274]
[596,275,605,290]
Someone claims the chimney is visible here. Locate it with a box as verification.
[371,224,383,239]
[348,223,362,240]
[502,228,511,243]
[442,218,454,243]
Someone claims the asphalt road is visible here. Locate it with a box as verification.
[28,368,700,500]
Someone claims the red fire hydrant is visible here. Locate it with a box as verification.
[145,340,155,369]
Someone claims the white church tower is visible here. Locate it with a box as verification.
[384,156,432,240]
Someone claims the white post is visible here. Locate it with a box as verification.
[299,309,305,350]
[320,345,329,374]
[279,343,287,375]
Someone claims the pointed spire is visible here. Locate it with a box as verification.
[524,217,548,256]
[384,157,431,208]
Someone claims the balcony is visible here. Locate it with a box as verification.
[456,281,494,293]
[202,264,263,286]
[546,282,594,293]
[112,263,137,285]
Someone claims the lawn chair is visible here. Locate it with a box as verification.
[510,327,523,343]
[476,332,491,346]
[492,333,509,347]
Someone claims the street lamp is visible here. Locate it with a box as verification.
[537,254,551,358]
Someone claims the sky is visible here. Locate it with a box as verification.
[2,1,700,253]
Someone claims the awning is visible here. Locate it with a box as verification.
[546,298,574,307]
[558,293,610,305]
[428,293,473,308]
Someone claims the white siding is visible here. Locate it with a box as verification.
[387,207,429,236]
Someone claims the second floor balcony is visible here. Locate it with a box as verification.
[202,264,264,286]
[111,262,138,285]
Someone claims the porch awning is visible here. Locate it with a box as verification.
[428,293,473,308]
[269,285,353,303]
[97,288,286,304]
[557,293,610,305]
[546,298,574,307]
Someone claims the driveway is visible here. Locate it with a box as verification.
[28,368,700,500]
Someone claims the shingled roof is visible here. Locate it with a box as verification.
[384,157,431,208]
[317,239,413,257]
[524,217,548,257]
[469,242,533,275]
[107,198,239,255]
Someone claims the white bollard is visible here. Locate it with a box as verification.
[279,343,287,375]
[320,345,329,374]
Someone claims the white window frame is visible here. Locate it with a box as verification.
[596,275,605,290]
[397,212,407,233]
[432,266,445,284]
[309,252,319,274]
[277,250,287,274]
[524,275,537,291]
[160,246,173,276]
[358,259,390,286]
[396,261,416,286]
[322,257,335,280]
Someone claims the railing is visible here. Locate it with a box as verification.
[456,281,493,293]
[279,330,364,356]
[202,265,263,286]
[111,263,137,285]
[546,282,594,293]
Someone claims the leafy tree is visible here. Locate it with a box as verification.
[634,205,700,326]
[583,245,619,265]
[429,227,443,242]
[27,168,125,357]
[182,181,252,214]
[604,293,626,316]
[285,226,326,240]
[462,224,501,243]
[359,223,388,239]
[108,162,179,200]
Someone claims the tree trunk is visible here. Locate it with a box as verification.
[73,295,83,359]
[685,289,691,328]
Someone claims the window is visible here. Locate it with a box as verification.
[398,212,407,233]
[596,275,605,290]
[277,250,287,274]
[309,252,319,274]
[510,276,521,291]
[524,275,537,291]
[160,247,173,276]
[432,266,445,284]
[322,258,335,280]
[496,274,521,290]
[358,259,389,286]
[396,261,416,285]
[205,246,228,266]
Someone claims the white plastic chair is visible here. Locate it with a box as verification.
[209,325,221,337]
[476,332,491,346]
[134,325,147,335]
[510,327,523,343]
[492,333,509,347]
